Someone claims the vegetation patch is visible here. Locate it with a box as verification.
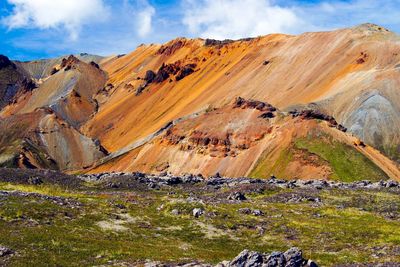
[295,136,388,182]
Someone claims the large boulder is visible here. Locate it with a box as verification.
[224,247,316,267]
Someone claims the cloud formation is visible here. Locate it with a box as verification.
[136,1,156,37]
[182,0,303,39]
[2,0,110,40]
[2,0,400,61]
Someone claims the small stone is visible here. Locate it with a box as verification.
[115,204,126,209]
[238,208,252,214]
[171,209,180,216]
[0,246,13,257]
[28,177,43,185]
[192,208,204,218]
[228,192,247,201]
[252,209,264,216]
[307,259,319,267]
[284,247,304,267]
[215,260,230,267]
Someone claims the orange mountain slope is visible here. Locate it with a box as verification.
[82,24,400,166]
[0,23,399,180]
[89,98,399,181]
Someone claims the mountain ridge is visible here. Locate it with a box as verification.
[0,23,399,180]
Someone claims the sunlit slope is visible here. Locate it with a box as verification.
[0,56,108,170]
[15,53,106,80]
[2,56,107,127]
[90,98,398,180]
[83,24,400,164]
[0,109,106,170]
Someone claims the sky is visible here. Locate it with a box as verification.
[1,0,400,61]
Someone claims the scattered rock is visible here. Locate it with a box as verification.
[89,61,100,69]
[157,39,185,55]
[28,176,43,185]
[230,250,263,267]
[136,84,146,96]
[176,64,197,81]
[50,67,59,75]
[0,246,13,257]
[222,247,315,267]
[144,70,156,83]
[252,209,264,216]
[78,172,400,192]
[154,63,181,83]
[284,247,305,267]
[356,52,368,64]
[171,209,180,216]
[193,208,204,218]
[354,139,366,147]
[228,192,247,201]
[238,208,252,214]
[266,251,286,266]
[259,112,275,119]
[204,39,234,47]
[289,109,347,132]
[234,97,277,113]
[19,78,36,91]
[60,55,80,71]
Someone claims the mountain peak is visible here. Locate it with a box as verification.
[353,23,392,33]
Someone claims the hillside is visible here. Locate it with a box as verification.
[0,23,399,180]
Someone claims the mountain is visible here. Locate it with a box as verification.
[0,55,108,170]
[0,23,399,180]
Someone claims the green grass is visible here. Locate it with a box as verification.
[249,131,389,182]
[2,182,400,266]
[295,137,388,182]
[249,148,293,178]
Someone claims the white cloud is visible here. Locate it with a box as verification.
[3,0,109,40]
[298,0,400,30]
[137,3,155,37]
[182,0,303,40]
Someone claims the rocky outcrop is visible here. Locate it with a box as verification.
[19,78,36,92]
[60,55,80,71]
[154,63,181,83]
[356,51,369,64]
[290,110,347,132]
[144,70,157,83]
[222,247,317,267]
[164,129,234,158]
[78,171,398,191]
[143,247,316,267]
[233,97,277,113]
[137,62,197,95]
[157,39,185,56]
[176,64,197,81]
[205,39,234,47]
[89,61,100,69]
[0,55,15,70]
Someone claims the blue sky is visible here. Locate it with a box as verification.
[1,0,400,61]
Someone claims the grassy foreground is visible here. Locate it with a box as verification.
[1,171,400,266]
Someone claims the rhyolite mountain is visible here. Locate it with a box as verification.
[0,23,399,180]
